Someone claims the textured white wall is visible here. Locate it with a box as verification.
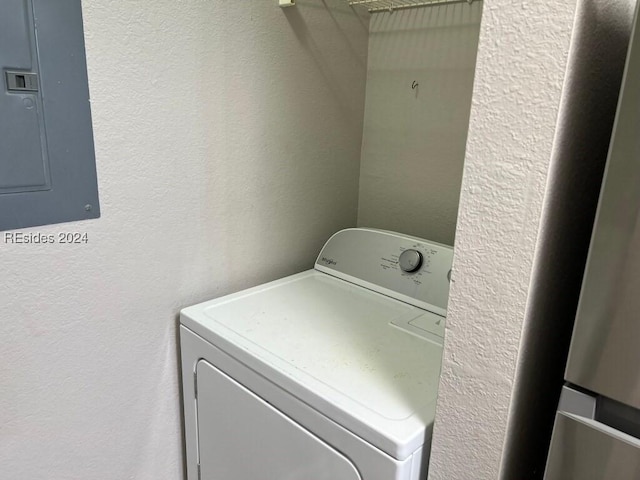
[0,1,368,479]
[429,0,637,479]
[427,1,579,478]
[357,3,482,245]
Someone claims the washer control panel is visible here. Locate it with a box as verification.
[315,228,454,315]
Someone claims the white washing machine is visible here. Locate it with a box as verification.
[180,228,453,480]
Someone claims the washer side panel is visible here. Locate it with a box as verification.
[180,326,200,480]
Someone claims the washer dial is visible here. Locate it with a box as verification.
[399,249,423,272]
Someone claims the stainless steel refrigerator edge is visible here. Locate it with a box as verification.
[545,2,640,478]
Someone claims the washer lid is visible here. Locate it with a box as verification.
[181,270,444,460]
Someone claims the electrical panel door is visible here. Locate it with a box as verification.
[0,0,99,230]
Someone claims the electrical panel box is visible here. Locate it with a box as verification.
[0,0,100,231]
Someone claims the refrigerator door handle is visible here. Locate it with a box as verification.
[545,412,640,480]
[557,385,596,419]
[565,413,640,447]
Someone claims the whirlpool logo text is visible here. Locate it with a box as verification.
[321,257,337,266]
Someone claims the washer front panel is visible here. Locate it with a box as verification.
[196,359,362,480]
[180,327,417,480]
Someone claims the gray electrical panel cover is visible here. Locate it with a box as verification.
[1,0,100,231]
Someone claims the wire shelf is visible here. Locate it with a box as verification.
[348,0,474,13]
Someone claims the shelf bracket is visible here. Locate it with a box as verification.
[279,0,296,7]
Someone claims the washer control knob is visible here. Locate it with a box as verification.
[399,249,423,272]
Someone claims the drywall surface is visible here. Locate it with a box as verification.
[427,0,580,478]
[0,1,368,479]
[357,3,482,245]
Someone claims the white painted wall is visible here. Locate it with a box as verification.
[357,2,482,245]
[0,1,368,479]
[428,7,579,476]
[429,0,637,478]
